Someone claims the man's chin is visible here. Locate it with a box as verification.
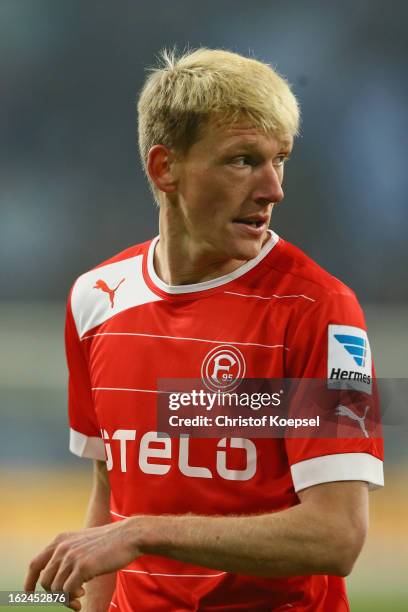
[228,234,267,262]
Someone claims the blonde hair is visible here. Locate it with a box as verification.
[137,47,300,176]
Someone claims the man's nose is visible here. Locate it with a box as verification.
[253,163,284,206]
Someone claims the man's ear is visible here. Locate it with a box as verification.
[147,145,178,193]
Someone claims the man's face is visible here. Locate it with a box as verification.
[170,118,293,263]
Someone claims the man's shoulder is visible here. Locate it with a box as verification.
[70,239,152,287]
[92,239,152,273]
[266,236,356,302]
[67,238,159,338]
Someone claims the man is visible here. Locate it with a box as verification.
[25,48,384,611]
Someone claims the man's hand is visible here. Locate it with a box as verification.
[24,481,369,610]
[24,519,140,611]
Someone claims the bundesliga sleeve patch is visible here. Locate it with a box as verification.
[327,324,372,393]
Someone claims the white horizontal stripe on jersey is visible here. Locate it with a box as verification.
[111,510,129,519]
[69,428,105,460]
[290,452,384,493]
[121,569,226,578]
[109,603,118,608]
[224,291,316,302]
[82,331,289,351]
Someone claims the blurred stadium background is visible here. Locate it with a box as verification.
[1,1,407,610]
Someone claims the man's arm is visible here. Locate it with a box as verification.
[25,479,368,606]
[137,480,368,577]
[80,460,116,612]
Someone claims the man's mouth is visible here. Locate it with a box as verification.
[234,219,264,228]
[232,214,269,228]
[231,214,269,237]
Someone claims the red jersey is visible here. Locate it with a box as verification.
[66,231,384,611]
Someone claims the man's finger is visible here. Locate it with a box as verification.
[63,569,87,601]
[65,588,85,612]
[40,558,64,592]
[65,596,82,611]
[24,546,56,592]
[50,558,75,593]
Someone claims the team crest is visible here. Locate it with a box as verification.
[201,345,246,392]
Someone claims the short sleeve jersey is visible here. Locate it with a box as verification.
[66,231,384,612]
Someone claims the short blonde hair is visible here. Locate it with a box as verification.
[137,47,300,176]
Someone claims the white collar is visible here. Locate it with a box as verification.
[146,230,279,295]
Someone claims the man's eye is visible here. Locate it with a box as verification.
[274,155,289,167]
[232,156,252,166]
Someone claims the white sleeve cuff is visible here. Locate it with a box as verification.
[290,452,384,492]
[69,428,106,460]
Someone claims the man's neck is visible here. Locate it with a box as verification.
[154,234,248,286]
[154,209,248,286]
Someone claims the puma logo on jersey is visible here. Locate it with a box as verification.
[94,278,125,308]
[335,405,370,438]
